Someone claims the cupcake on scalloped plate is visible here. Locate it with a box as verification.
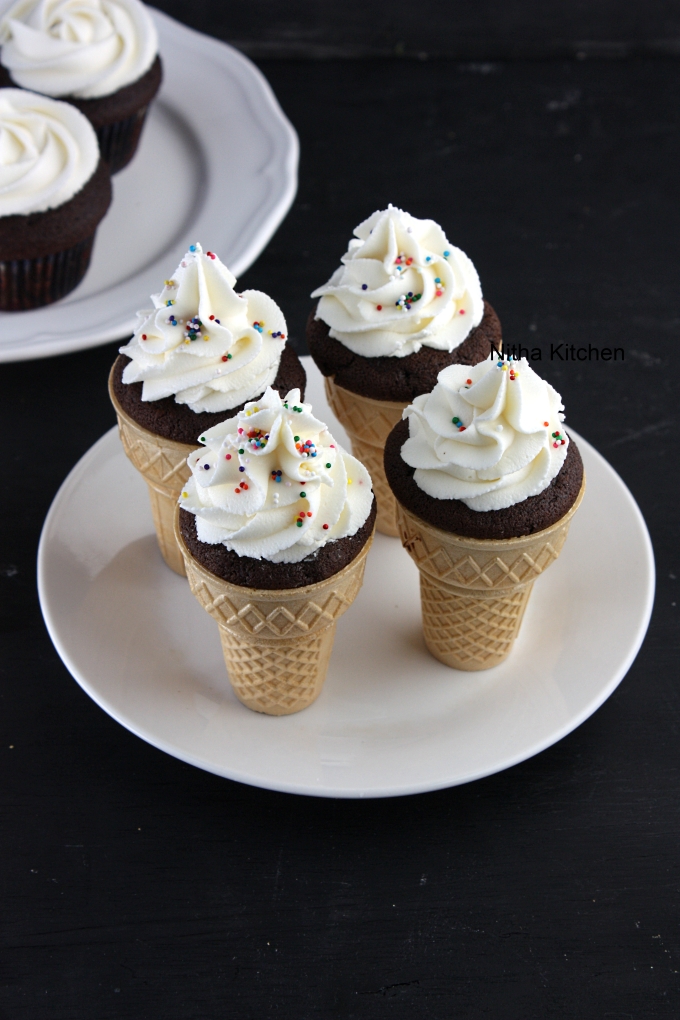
[175,385,377,716]
[0,0,161,172]
[0,86,111,310]
[109,242,307,577]
[384,354,585,671]
[307,204,503,536]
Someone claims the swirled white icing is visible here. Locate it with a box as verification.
[401,355,568,511]
[311,204,484,358]
[179,387,374,564]
[119,243,289,415]
[0,87,98,214]
[0,0,157,99]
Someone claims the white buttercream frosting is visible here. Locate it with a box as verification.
[179,387,374,564]
[0,86,98,214]
[401,355,568,511]
[119,243,289,415]
[0,0,157,99]
[311,204,484,358]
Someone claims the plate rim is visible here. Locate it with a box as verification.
[0,8,299,363]
[37,403,655,800]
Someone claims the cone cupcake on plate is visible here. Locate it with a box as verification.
[307,205,503,536]
[175,386,376,715]
[109,242,306,576]
[384,353,585,670]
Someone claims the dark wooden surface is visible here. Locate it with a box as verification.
[1,4,679,1017]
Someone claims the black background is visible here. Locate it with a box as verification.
[1,2,679,1017]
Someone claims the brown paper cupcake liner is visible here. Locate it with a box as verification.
[96,106,149,173]
[0,235,95,311]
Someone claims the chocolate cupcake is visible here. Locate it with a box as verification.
[0,0,161,172]
[307,204,502,536]
[0,87,111,310]
[109,242,306,577]
[385,355,585,671]
[175,386,376,715]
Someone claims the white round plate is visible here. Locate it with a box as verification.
[38,359,654,798]
[0,9,298,363]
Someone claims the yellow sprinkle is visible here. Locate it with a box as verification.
[184,339,190,344]
[164,279,176,287]
[348,478,353,484]
[502,364,508,371]
[203,335,209,341]
[182,491,188,498]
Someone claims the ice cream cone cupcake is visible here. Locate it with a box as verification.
[175,386,376,715]
[109,242,306,576]
[307,205,502,536]
[385,354,585,670]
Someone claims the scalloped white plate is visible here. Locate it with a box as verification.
[38,359,655,798]
[0,9,298,362]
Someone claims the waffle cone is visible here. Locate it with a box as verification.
[396,476,586,670]
[175,508,375,715]
[109,368,193,576]
[324,376,406,537]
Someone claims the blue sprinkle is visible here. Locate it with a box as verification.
[426,256,431,262]
[434,278,441,284]
[361,284,368,290]
[239,466,245,472]
[203,464,210,470]
[189,245,196,252]
[443,250,450,256]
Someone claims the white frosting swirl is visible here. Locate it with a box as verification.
[0,0,157,99]
[0,86,98,214]
[119,243,289,415]
[311,204,484,358]
[401,356,568,511]
[179,387,374,564]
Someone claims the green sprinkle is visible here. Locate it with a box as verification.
[300,492,306,498]
[296,520,303,527]
[238,448,244,454]
[294,436,300,442]
[452,417,460,424]
[200,436,205,442]
[325,463,331,469]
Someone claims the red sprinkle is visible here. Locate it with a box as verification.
[225,454,231,460]
[459,426,466,431]
[466,379,472,385]
[323,524,329,530]
[307,512,312,517]
[209,315,215,320]
[459,309,466,315]
[234,488,241,493]
[376,305,382,311]
[281,334,286,339]
[544,421,549,427]
[221,355,228,362]
[141,334,147,340]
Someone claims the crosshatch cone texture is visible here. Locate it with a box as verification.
[324,376,406,537]
[175,510,375,715]
[396,477,585,671]
[109,369,192,576]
